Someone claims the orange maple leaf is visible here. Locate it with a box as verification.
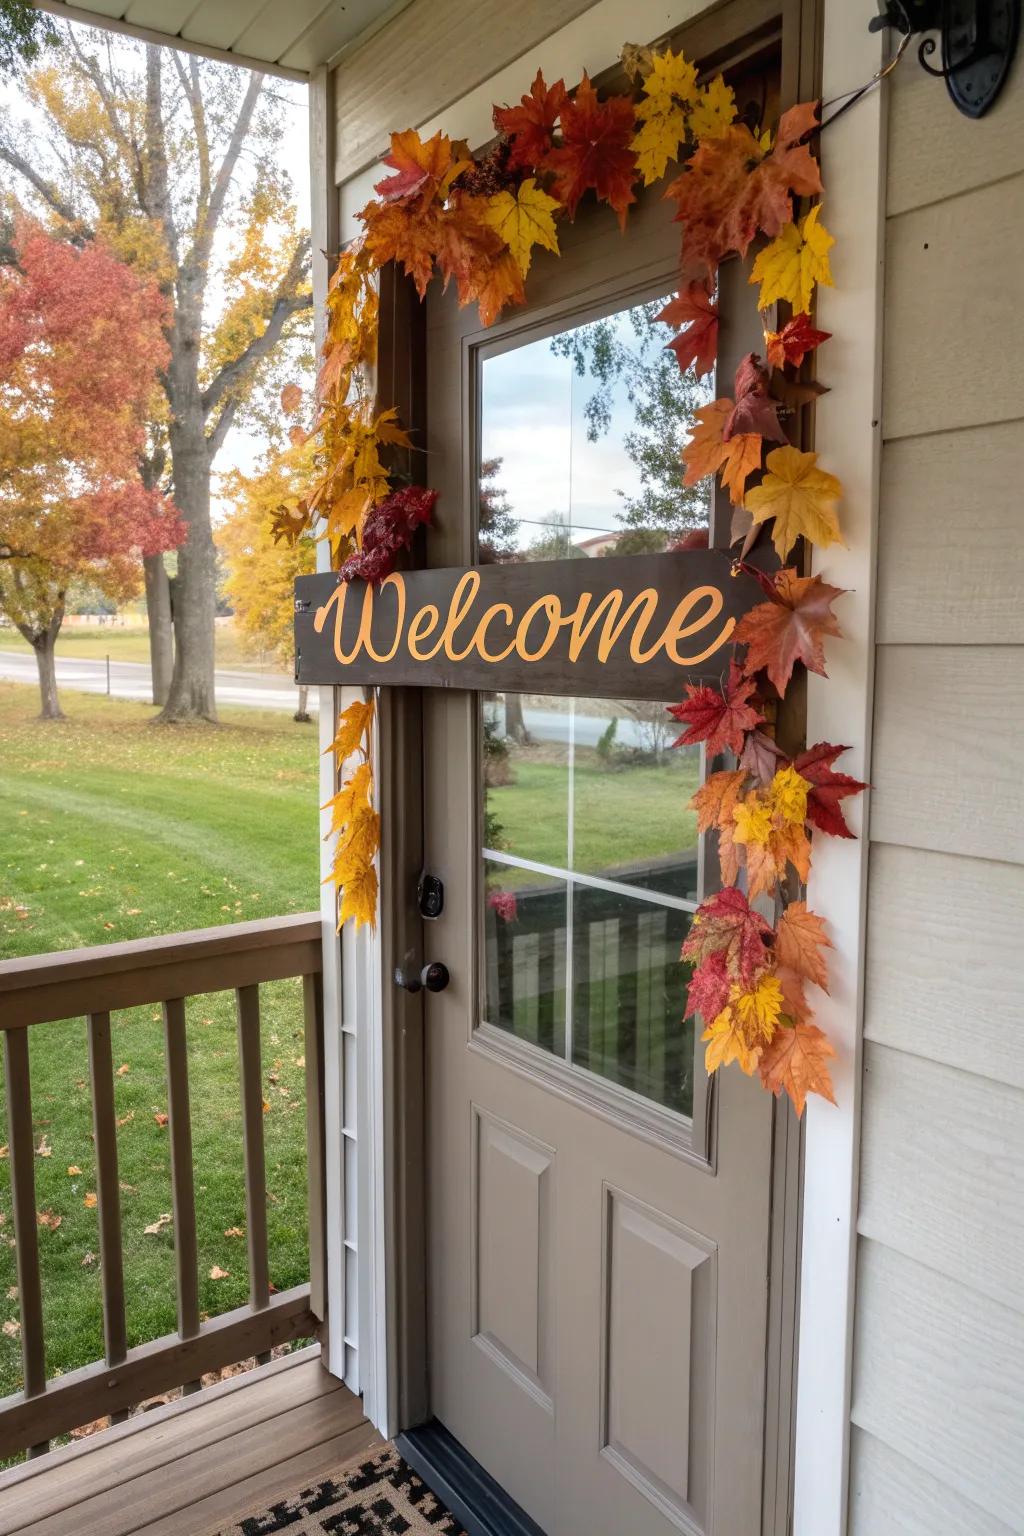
[774,901,832,992]
[681,398,762,506]
[758,1019,836,1116]
[734,568,845,695]
[689,768,749,835]
[543,75,638,228]
[493,70,568,171]
[373,128,462,203]
[665,102,822,275]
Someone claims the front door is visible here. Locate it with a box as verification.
[420,52,781,1536]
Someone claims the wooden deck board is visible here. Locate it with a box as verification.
[0,1350,380,1536]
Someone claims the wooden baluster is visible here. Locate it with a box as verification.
[302,972,327,1328]
[87,1012,128,1424]
[162,998,200,1391]
[235,985,270,1363]
[537,926,555,1055]
[2,1029,48,1456]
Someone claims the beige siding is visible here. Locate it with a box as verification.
[854,51,1024,1535]
[330,0,598,182]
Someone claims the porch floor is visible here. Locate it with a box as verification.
[0,1346,382,1536]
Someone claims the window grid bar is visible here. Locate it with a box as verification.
[482,848,700,916]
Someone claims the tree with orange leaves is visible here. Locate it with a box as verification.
[0,222,184,719]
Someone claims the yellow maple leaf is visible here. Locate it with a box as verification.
[327,696,375,764]
[631,106,687,185]
[338,806,381,869]
[702,1006,760,1075]
[750,204,835,314]
[732,791,774,847]
[643,47,699,108]
[323,761,373,836]
[687,76,737,143]
[339,861,379,931]
[768,765,811,826]
[730,974,784,1043]
[480,178,561,277]
[744,445,843,560]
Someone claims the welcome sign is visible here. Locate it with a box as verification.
[294,550,765,700]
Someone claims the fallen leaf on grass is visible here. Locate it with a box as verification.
[37,1211,61,1230]
[224,1227,245,1239]
[143,1213,172,1236]
[2,1320,20,1338]
[0,1146,7,1159]
[83,1193,97,1209]
[36,1135,52,1158]
[6,1286,17,1300]
[116,1064,130,1077]
[67,1165,82,1176]
[116,1112,134,1128]
[81,1252,96,1267]
[209,1266,230,1281]
[153,1113,168,1128]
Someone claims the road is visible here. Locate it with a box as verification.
[0,650,317,714]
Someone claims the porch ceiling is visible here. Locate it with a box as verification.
[35,0,409,80]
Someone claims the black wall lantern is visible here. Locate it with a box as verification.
[870,1,1020,116]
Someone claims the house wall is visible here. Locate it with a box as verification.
[848,55,1024,1536]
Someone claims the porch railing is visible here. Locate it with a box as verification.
[0,914,326,1461]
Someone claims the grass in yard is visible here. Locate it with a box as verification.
[0,622,275,671]
[0,683,320,1409]
[487,747,701,880]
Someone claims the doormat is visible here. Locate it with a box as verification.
[214,1444,469,1534]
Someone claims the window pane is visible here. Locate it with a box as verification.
[571,886,695,1118]
[478,295,713,563]
[483,693,569,869]
[483,858,567,1057]
[571,698,700,903]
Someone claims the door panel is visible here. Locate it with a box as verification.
[422,116,776,1536]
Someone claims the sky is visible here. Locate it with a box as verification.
[480,298,686,553]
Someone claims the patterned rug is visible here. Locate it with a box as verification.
[216,1445,468,1535]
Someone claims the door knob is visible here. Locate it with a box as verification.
[395,962,450,994]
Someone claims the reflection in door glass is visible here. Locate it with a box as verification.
[480,693,698,1118]
[571,886,694,1117]
[478,295,713,563]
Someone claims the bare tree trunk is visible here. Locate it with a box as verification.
[143,552,173,706]
[157,400,218,724]
[294,684,311,723]
[20,606,66,721]
[505,692,531,744]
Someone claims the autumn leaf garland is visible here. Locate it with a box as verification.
[296,40,862,1115]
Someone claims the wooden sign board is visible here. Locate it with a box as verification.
[294,550,763,701]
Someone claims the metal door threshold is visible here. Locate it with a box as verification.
[397,1419,547,1536]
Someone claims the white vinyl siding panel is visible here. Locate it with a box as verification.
[854,45,1024,1536]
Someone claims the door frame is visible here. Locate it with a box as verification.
[329,3,881,1533]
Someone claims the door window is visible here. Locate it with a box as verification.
[476,292,712,1122]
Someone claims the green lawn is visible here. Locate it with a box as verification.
[0,684,320,1415]
[487,750,701,880]
[0,622,275,671]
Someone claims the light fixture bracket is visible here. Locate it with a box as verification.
[869,0,1020,116]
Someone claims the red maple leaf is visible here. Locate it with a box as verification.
[666,101,823,275]
[669,659,763,756]
[493,70,568,172]
[685,951,731,1022]
[765,313,831,369]
[734,568,845,696]
[723,353,786,442]
[681,887,773,987]
[792,742,867,838]
[656,282,718,378]
[543,75,637,228]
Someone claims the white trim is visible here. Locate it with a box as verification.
[792,8,888,1534]
[34,0,309,80]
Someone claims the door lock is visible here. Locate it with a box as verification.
[395,961,450,994]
